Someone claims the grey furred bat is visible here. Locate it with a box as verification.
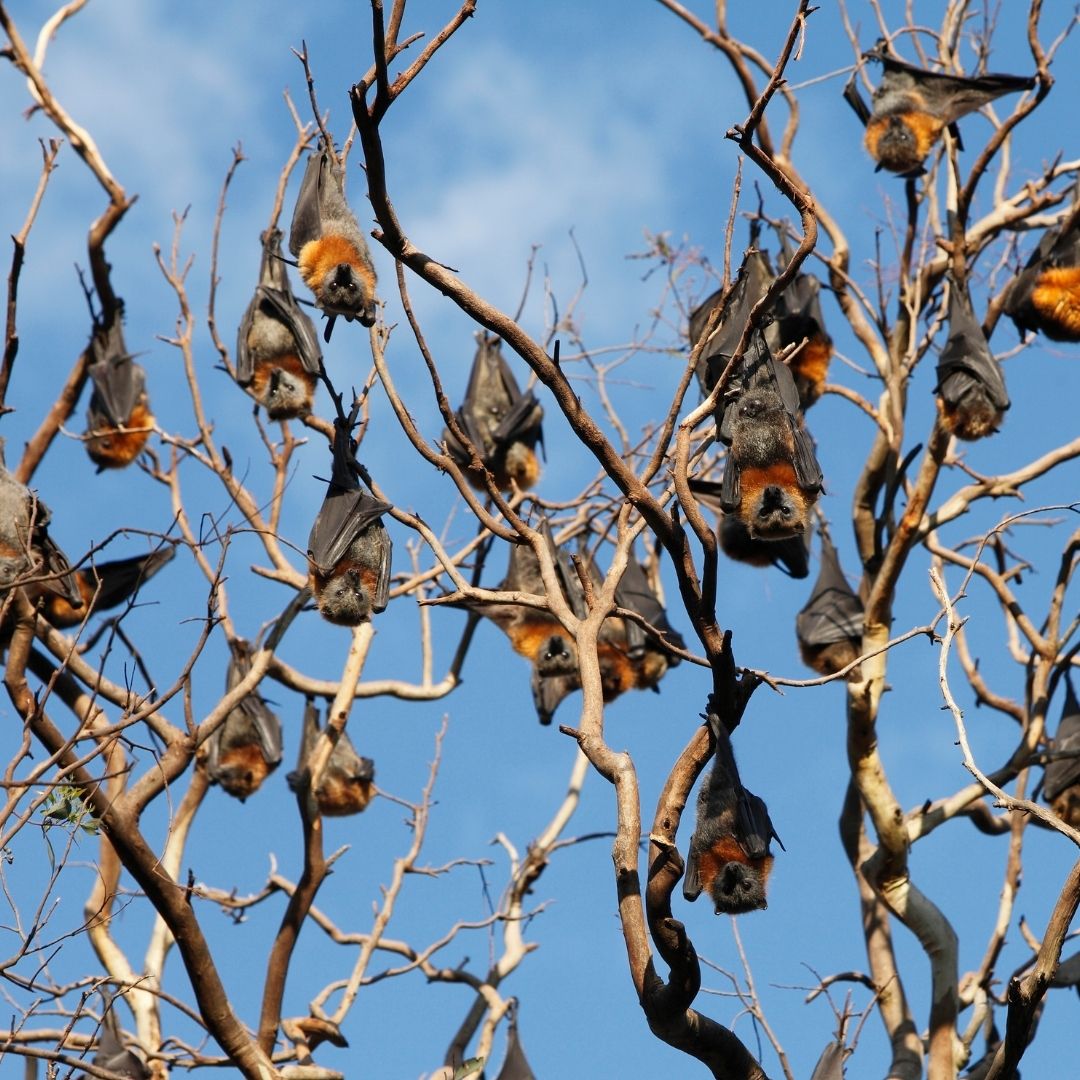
[844,38,1035,176]
[935,277,1009,442]
[444,333,545,492]
[287,699,375,816]
[206,643,284,801]
[796,531,864,679]
[236,227,323,418]
[683,713,783,914]
[1043,676,1080,831]
[307,414,393,626]
[289,144,378,335]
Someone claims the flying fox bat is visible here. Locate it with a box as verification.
[689,244,776,397]
[236,227,323,419]
[716,332,824,541]
[810,1041,847,1080]
[42,547,175,628]
[444,334,545,492]
[844,39,1036,176]
[84,316,153,471]
[0,464,82,612]
[771,224,833,410]
[206,644,283,801]
[612,549,684,693]
[684,714,782,914]
[94,994,149,1080]
[494,1007,537,1080]
[289,145,378,335]
[1043,676,1080,831]
[287,699,375,817]
[688,477,810,578]
[1004,190,1080,342]
[307,414,392,626]
[796,531,864,678]
[935,279,1010,442]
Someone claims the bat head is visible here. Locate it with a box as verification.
[312,564,378,625]
[865,114,931,175]
[299,239,378,326]
[534,629,579,677]
[260,363,317,420]
[316,764,376,816]
[213,744,275,801]
[935,385,1004,442]
[708,856,773,914]
[748,480,810,540]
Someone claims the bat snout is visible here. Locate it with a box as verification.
[750,485,805,540]
[711,861,767,914]
[536,633,578,676]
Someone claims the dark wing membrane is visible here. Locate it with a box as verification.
[235,293,261,384]
[719,455,741,514]
[1044,684,1080,802]
[37,533,83,605]
[842,70,872,126]
[491,388,544,449]
[288,149,327,256]
[255,286,323,373]
[936,286,1010,410]
[809,1041,847,1080]
[682,842,704,902]
[84,548,176,611]
[368,520,393,613]
[737,787,782,858]
[501,537,545,595]
[307,487,391,573]
[797,535,863,645]
[88,357,145,427]
[791,422,825,494]
[614,555,684,658]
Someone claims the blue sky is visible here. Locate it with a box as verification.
[2,2,1080,1077]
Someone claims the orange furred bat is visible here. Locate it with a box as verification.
[42,546,175,628]
[206,644,283,801]
[0,462,82,613]
[236,227,322,418]
[444,333,544,492]
[796,531,864,678]
[307,411,392,626]
[287,699,375,817]
[684,714,782,914]
[84,314,153,471]
[844,39,1035,176]
[289,144,378,337]
[935,277,1009,442]
[1005,186,1080,342]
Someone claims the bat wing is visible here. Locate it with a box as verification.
[37,531,83,605]
[84,547,176,612]
[936,285,1010,411]
[842,70,871,127]
[501,535,545,596]
[737,787,783,857]
[257,286,323,374]
[307,486,391,574]
[791,421,825,494]
[288,149,327,256]
[491,388,544,449]
[235,292,260,384]
[88,356,146,427]
[797,534,863,645]
[614,554,684,659]
[809,1041,847,1080]
[493,1012,537,1080]
[224,648,284,766]
[719,454,741,514]
[682,842,705,902]
[1044,682,1080,802]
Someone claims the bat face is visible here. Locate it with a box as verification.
[237,228,322,419]
[287,701,376,817]
[936,280,1009,442]
[307,419,393,626]
[0,467,82,609]
[289,147,378,327]
[684,718,781,915]
[207,648,283,801]
[42,547,174,628]
[864,111,943,175]
[445,335,544,492]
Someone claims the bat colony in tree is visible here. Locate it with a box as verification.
[2,2,1080,1078]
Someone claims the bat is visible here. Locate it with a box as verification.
[94,995,149,1080]
[844,39,1035,176]
[795,531,864,678]
[1042,676,1080,831]
[206,644,283,801]
[307,414,393,626]
[494,1007,536,1080]
[289,144,378,333]
[84,315,153,471]
[689,243,775,397]
[236,227,323,419]
[444,333,545,492]
[287,699,375,816]
[0,464,82,612]
[683,713,782,914]
[935,278,1010,442]
[1004,192,1080,342]
[42,546,175,628]
[611,549,684,693]
[809,1041,847,1080]
[771,224,833,411]
[716,332,824,541]
[688,477,810,578]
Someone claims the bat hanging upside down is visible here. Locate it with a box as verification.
[287,698,375,817]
